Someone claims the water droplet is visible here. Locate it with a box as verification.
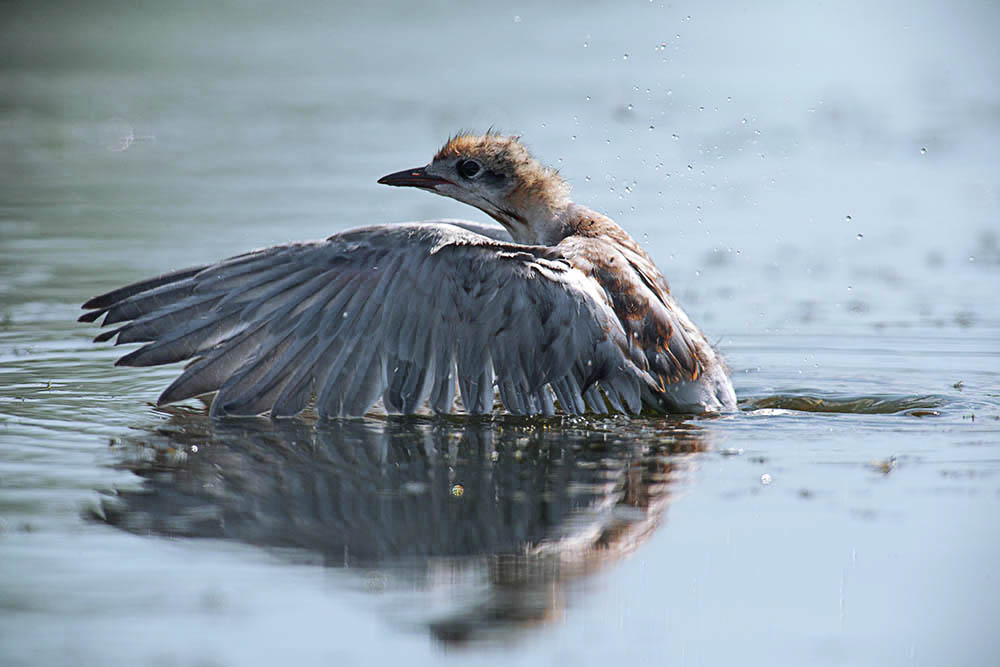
[845,215,852,222]
[451,484,464,497]
[623,53,630,60]
[571,135,577,141]
[513,15,521,23]
[671,133,679,140]
[585,95,591,101]
[856,233,863,240]
[583,41,589,48]
[687,164,693,170]
[648,125,655,131]
[626,103,633,111]
[920,147,927,155]
[760,473,772,485]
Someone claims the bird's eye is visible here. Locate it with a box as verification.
[457,159,482,179]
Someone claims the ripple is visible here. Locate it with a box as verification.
[740,392,945,415]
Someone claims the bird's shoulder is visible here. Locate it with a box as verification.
[554,211,706,386]
[321,221,575,283]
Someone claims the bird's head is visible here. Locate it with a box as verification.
[378,131,572,245]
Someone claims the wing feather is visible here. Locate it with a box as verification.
[81,222,658,418]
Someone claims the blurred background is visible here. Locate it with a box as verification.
[1,1,998,665]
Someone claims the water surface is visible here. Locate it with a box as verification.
[2,2,999,665]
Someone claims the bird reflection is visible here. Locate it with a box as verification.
[96,412,707,643]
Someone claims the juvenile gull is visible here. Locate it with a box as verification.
[80,132,737,418]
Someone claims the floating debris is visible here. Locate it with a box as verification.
[905,410,940,418]
[868,456,897,475]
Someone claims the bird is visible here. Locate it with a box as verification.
[80,131,737,419]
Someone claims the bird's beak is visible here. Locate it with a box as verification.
[378,166,452,189]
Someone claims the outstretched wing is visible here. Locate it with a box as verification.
[81,222,653,418]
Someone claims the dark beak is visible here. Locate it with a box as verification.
[378,166,452,189]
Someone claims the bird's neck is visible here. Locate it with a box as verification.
[498,202,619,246]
